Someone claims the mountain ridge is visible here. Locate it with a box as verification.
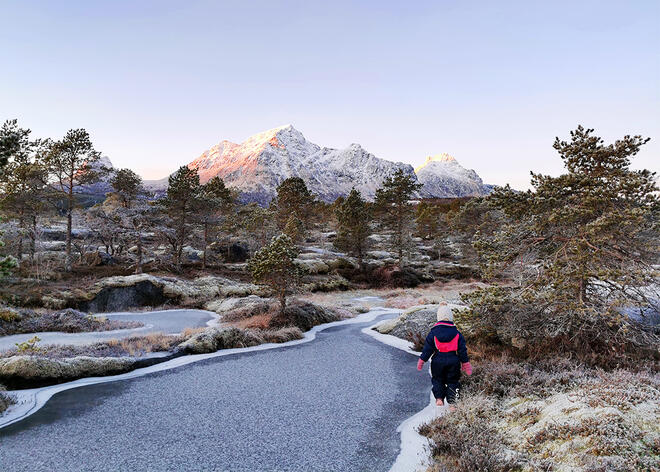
[138,125,493,203]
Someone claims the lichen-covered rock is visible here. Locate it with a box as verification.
[295,259,331,274]
[178,327,263,354]
[70,274,264,312]
[366,250,394,260]
[204,295,270,315]
[376,304,466,339]
[0,355,140,388]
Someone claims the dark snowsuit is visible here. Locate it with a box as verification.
[419,321,469,403]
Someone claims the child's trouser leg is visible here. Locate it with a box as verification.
[431,375,447,400]
[444,362,461,403]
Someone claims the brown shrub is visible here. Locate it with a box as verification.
[418,394,530,472]
[270,302,340,331]
[233,313,274,330]
[252,327,304,344]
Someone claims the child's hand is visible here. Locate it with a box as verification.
[461,362,472,375]
[417,359,425,371]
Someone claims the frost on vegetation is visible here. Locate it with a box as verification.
[0,355,139,385]
[0,383,14,415]
[0,308,140,336]
[50,274,265,309]
[420,361,660,471]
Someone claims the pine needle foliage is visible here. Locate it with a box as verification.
[458,127,660,364]
[247,234,306,315]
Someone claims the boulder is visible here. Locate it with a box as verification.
[178,327,263,354]
[213,243,249,263]
[295,258,331,274]
[376,304,466,340]
[70,274,263,313]
[77,279,167,313]
[204,295,270,314]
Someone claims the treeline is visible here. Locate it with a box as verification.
[0,119,467,278]
[1,120,659,360]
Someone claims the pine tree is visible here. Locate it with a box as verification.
[45,129,101,271]
[247,234,305,315]
[0,123,20,275]
[415,201,442,239]
[460,126,660,359]
[159,166,200,271]
[272,177,315,229]
[334,188,372,269]
[197,176,233,269]
[374,169,423,267]
[0,119,27,168]
[110,168,144,208]
[237,203,278,251]
[283,212,306,244]
[0,122,49,261]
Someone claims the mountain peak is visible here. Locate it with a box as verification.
[414,153,456,173]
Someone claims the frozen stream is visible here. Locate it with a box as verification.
[0,309,432,471]
[0,309,218,352]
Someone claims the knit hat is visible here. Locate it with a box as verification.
[436,302,454,322]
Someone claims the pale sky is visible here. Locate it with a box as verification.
[2,0,658,189]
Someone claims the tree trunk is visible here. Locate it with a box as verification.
[357,246,363,272]
[578,277,587,304]
[17,213,24,261]
[65,183,73,272]
[279,290,287,316]
[202,221,208,270]
[175,214,186,272]
[135,232,143,274]
[29,215,36,260]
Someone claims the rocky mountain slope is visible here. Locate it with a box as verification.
[415,153,492,198]
[141,125,493,203]
[73,155,115,197]
[146,125,416,204]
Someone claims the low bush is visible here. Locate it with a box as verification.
[456,286,660,369]
[419,395,529,472]
[178,327,263,354]
[253,327,304,344]
[270,302,340,331]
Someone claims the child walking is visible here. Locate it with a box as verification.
[417,303,472,407]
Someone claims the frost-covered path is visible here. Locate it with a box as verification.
[0,312,429,472]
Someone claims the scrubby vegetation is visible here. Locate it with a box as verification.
[419,356,660,471]
[0,308,142,336]
[415,128,660,472]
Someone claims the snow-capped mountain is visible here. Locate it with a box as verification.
[414,153,492,198]
[74,155,115,195]
[144,125,492,203]
[146,125,416,204]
